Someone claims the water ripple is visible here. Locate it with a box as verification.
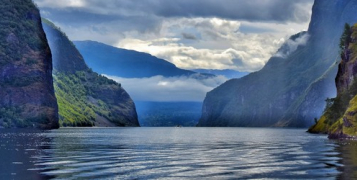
[1,128,357,179]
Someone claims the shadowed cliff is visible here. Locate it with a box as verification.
[0,0,58,129]
[42,19,139,127]
[198,0,357,127]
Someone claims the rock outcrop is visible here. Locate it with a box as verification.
[198,0,357,127]
[309,23,357,138]
[42,19,139,127]
[0,0,58,129]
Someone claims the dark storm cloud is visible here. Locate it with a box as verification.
[39,7,163,33]
[239,24,276,34]
[35,0,313,24]
[148,0,313,23]
[40,8,118,25]
[182,33,197,40]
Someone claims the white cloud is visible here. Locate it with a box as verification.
[115,17,309,72]
[274,33,310,58]
[35,0,86,8]
[104,74,228,102]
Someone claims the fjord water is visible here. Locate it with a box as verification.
[1,128,356,179]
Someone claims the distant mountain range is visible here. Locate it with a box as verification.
[73,41,225,127]
[74,41,214,78]
[193,69,249,79]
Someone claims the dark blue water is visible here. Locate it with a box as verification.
[1,128,356,179]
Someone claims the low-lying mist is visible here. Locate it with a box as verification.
[104,75,227,102]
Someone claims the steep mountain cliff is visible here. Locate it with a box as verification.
[198,0,357,127]
[42,20,139,127]
[74,41,214,78]
[309,23,357,138]
[0,0,58,129]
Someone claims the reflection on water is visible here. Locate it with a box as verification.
[1,127,357,179]
[336,140,357,179]
[0,129,50,180]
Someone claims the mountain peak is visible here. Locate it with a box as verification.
[74,40,213,78]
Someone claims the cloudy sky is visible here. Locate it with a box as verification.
[33,0,314,102]
[34,0,314,72]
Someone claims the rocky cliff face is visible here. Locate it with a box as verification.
[42,20,139,127]
[0,0,58,129]
[309,23,357,138]
[198,0,357,127]
[335,25,357,94]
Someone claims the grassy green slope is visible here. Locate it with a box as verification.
[54,71,125,126]
[309,23,357,138]
[43,19,139,127]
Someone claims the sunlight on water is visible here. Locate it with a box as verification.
[1,128,356,179]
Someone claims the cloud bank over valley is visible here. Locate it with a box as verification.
[105,75,228,102]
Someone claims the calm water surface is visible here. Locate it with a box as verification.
[1,127,357,179]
